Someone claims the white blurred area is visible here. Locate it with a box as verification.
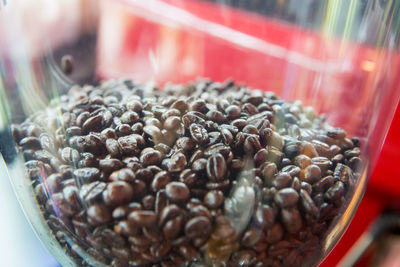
[0,156,59,267]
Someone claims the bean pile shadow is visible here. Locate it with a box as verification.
[13,78,362,267]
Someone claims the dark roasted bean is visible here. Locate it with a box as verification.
[274,188,299,208]
[73,167,100,183]
[272,172,292,189]
[103,181,133,206]
[324,181,345,202]
[128,210,157,227]
[299,189,318,216]
[151,171,171,192]
[241,228,261,248]
[185,216,211,239]
[110,168,135,182]
[80,181,106,203]
[87,204,111,225]
[281,207,302,234]
[20,136,41,150]
[165,182,190,203]
[206,153,227,181]
[99,158,123,173]
[203,190,224,209]
[140,149,162,166]
[189,124,208,145]
[303,164,322,184]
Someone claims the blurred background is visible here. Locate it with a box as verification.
[1,0,400,266]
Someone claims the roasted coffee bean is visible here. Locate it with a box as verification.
[165,152,187,172]
[254,149,268,167]
[140,149,162,166]
[126,99,143,113]
[179,169,198,188]
[203,190,224,209]
[281,207,302,234]
[189,99,207,112]
[189,124,208,145]
[176,137,195,152]
[80,181,106,203]
[73,167,100,183]
[231,249,257,266]
[120,111,139,125]
[274,188,299,208]
[20,136,41,150]
[261,163,277,186]
[281,165,301,177]
[110,168,135,182]
[128,210,157,227]
[163,216,183,240]
[151,171,171,192]
[272,172,292,189]
[313,175,334,193]
[299,189,318,216]
[99,158,123,173]
[118,134,144,155]
[324,181,345,202]
[165,182,190,203]
[206,153,227,181]
[106,139,122,158]
[327,128,346,139]
[241,228,262,248]
[303,164,322,184]
[182,112,206,128]
[82,114,103,132]
[87,204,111,226]
[185,216,211,239]
[103,181,134,206]
[243,135,262,155]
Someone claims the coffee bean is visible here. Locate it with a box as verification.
[165,182,190,203]
[272,172,292,189]
[106,139,122,158]
[87,204,111,226]
[261,163,277,186]
[82,114,104,133]
[274,188,299,208]
[281,207,302,234]
[128,210,157,227]
[241,228,261,248]
[303,164,321,184]
[80,181,106,203]
[98,158,121,173]
[166,152,187,172]
[126,99,143,113]
[151,171,171,192]
[324,181,345,202]
[103,181,133,206]
[231,249,257,266]
[185,216,211,239]
[163,216,183,240]
[74,167,100,183]
[140,149,162,166]
[206,153,227,181]
[327,128,346,139]
[207,110,226,123]
[110,168,135,183]
[299,189,318,216]
[190,124,208,145]
[203,190,224,209]
[20,136,41,150]
[176,137,195,152]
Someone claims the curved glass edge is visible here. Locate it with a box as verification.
[7,157,78,267]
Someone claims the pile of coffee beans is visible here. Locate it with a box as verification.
[12,78,362,267]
